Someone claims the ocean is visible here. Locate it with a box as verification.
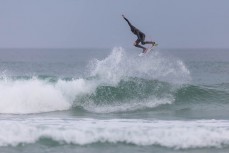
[0,47,229,153]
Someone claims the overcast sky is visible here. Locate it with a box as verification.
[0,0,229,49]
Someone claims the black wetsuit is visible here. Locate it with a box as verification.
[123,16,154,51]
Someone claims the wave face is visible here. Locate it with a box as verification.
[0,47,193,114]
[74,78,175,113]
[1,118,229,149]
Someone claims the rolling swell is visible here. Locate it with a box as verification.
[175,84,229,104]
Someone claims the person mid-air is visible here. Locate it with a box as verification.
[122,15,157,53]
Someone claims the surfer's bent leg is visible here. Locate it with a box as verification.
[139,33,146,45]
[134,39,147,52]
[139,33,155,46]
[142,41,156,46]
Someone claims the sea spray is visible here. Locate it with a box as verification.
[89,47,191,85]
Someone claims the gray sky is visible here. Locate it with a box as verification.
[0,0,229,49]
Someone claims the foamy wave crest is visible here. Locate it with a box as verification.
[89,47,191,85]
[1,118,229,149]
[0,77,97,114]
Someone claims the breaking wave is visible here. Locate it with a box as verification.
[0,47,194,114]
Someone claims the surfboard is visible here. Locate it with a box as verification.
[138,43,158,57]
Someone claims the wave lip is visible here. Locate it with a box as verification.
[0,118,229,149]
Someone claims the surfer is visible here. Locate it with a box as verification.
[122,15,156,53]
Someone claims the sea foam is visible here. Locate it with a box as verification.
[0,118,229,149]
[0,77,96,114]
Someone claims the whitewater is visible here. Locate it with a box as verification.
[0,47,229,153]
[1,118,229,149]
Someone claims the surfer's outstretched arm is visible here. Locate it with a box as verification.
[122,15,133,28]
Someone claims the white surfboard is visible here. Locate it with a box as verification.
[138,43,158,57]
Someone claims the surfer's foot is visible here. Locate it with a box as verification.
[152,42,156,47]
[153,42,158,47]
